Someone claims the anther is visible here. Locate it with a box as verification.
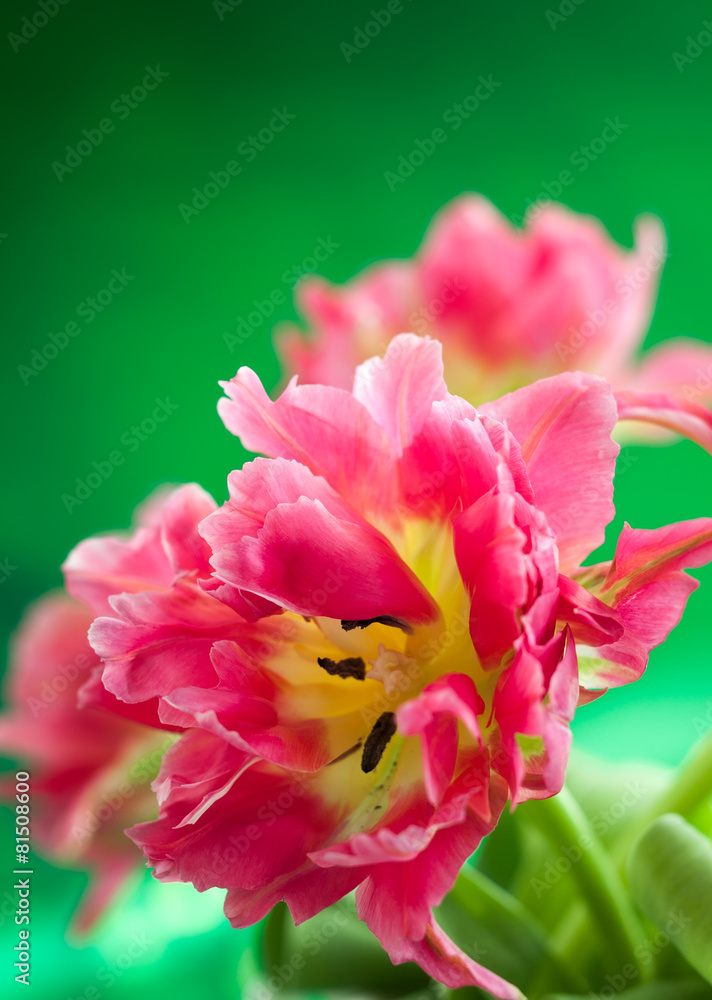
[361,712,397,773]
[317,656,366,681]
[341,616,413,635]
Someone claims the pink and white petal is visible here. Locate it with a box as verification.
[615,389,712,455]
[63,526,173,617]
[198,576,281,620]
[200,457,364,552]
[91,616,220,703]
[522,629,578,801]
[399,397,517,518]
[628,338,712,397]
[418,195,532,363]
[77,665,168,730]
[209,495,438,625]
[217,369,396,515]
[352,334,448,456]
[163,638,347,772]
[599,519,712,650]
[481,373,619,573]
[129,760,339,893]
[556,575,624,648]
[159,483,217,577]
[275,263,417,389]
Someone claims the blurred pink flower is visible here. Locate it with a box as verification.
[96,335,712,996]
[0,592,169,933]
[0,482,234,932]
[276,195,712,450]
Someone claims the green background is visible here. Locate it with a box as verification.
[1,0,711,995]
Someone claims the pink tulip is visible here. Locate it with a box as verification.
[0,593,169,933]
[0,483,235,931]
[276,195,712,449]
[107,335,712,996]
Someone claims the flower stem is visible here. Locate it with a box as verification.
[611,727,712,866]
[521,787,651,982]
[452,864,589,996]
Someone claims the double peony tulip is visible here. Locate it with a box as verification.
[3,197,712,997]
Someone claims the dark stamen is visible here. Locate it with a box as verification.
[317,656,366,681]
[361,712,397,773]
[341,616,413,635]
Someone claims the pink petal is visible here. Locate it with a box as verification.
[481,372,619,572]
[598,518,712,651]
[275,263,417,390]
[397,674,483,806]
[352,334,448,455]
[89,577,246,703]
[629,338,712,397]
[390,921,523,999]
[454,489,529,667]
[217,367,396,515]
[615,389,712,455]
[207,493,437,625]
[62,484,215,616]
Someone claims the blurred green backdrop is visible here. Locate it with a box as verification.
[1,0,711,996]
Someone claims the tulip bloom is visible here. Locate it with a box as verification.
[90,335,712,997]
[0,593,170,933]
[276,195,712,451]
[0,486,225,931]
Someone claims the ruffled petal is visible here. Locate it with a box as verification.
[615,388,712,455]
[207,492,437,626]
[352,334,448,455]
[397,674,483,806]
[481,372,619,572]
[217,367,396,515]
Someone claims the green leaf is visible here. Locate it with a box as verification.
[626,814,712,985]
[259,896,429,995]
[440,865,588,995]
[543,984,712,1000]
